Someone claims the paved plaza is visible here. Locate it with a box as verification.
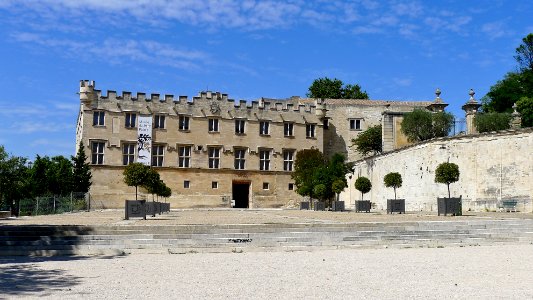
[1,244,533,299]
[2,209,533,299]
[2,208,533,226]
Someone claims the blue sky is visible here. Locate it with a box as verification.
[0,0,532,159]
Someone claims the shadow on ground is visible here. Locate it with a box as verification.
[0,255,122,297]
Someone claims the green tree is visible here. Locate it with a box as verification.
[351,124,382,156]
[401,109,433,142]
[354,176,371,200]
[482,33,533,114]
[47,156,74,196]
[482,71,533,113]
[514,33,533,72]
[292,149,325,199]
[516,96,533,127]
[474,112,512,133]
[435,162,460,198]
[71,141,92,193]
[143,168,162,202]
[123,163,150,201]
[331,179,346,202]
[0,146,29,214]
[401,109,453,142]
[313,184,327,202]
[432,112,455,138]
[159,184,172,200]
[383,172,402,200]
[342,83,370,99]
[30,155,52,196]
[307,77,369,99]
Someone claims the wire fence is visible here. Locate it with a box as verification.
[18,192,89,216]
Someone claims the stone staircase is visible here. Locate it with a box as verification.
[2,219,533,256]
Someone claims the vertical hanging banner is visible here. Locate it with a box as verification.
[137,116,152,165]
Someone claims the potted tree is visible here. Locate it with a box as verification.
[331,179,346,211]
[384,172,405,214]
[435,162,461,216]
[313,184,327,211]
[354,176,372,212]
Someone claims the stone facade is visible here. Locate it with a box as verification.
[76,80,438,208]
[343,128,533,212]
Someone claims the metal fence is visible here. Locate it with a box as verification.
[18,192,89,216]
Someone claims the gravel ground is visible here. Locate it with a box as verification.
[2,244,533,299]
[2,209,532,226]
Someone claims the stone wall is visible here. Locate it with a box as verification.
[341,129,533,212]
[323,99,432,161]
[89,167,300,209]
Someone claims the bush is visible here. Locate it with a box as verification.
[401,109,453,142]
[474,112,511,133]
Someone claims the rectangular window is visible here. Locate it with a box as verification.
[212,181,218,189]
[284,122,294,136]
[93,111,105,126]
[154,115,165,129]
[263,182,269,190]
[306,123,316,138]
[208,118,219,132]
[234,149,246,170]
[350,119,362,130]
[184,180,190,188]
[91,141,105,164]
[235,119,245,134]
[122,143,135,165]
[288,183,294,190]
[283,150,294,171]
[259,121,270,135]
[178,145,191,168]
[179,115,190,131]
[259,150,270,171]
[208,147,220,169]
[125,113,136,128]
[152,145,164,167]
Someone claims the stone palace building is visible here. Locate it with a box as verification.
[76,80,447,208]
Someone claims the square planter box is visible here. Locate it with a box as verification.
[300,201,310,210]
[313,201,325,211]
[387,199,405,214]
[332,201,345,212]
[125,200,146,220]
[355,200,371,213]
[437,197,462,216]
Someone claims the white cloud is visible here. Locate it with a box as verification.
[10,32,210,71]
[7,122,73,134]
[482,21,510,39]
[393,77,413,87]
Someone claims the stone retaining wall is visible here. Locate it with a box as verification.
[341,128,533,212]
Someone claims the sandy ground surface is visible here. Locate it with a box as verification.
[2,209,533,226]
[1,244,533,299]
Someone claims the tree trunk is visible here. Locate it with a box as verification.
[447,184,450,198]
[394,188,397,200]
[135,186,138,201]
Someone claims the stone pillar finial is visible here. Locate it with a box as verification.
[468,89,475,102]
[511,103,522,129]
[462,88,482,135]
[427,88,447,112]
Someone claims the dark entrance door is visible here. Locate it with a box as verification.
[232,182,250,208]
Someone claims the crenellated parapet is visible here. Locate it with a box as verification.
[79,80,320,116]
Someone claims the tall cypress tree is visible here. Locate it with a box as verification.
[71,141,92,193]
